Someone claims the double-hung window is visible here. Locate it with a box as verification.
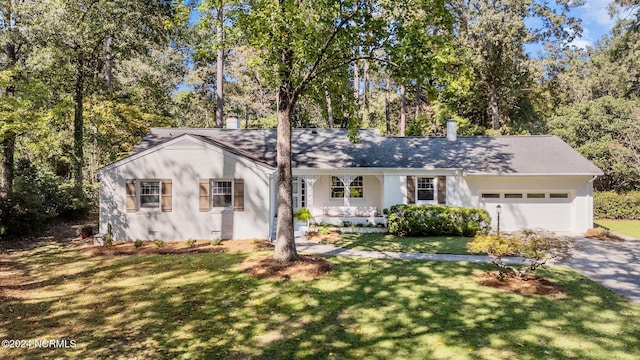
[330,176,364,199]
[331,176,345,198]
[417,177,434,201]
[349,176,364,198]
[211,180,233,208]
[199,178,244,212]
[126,179,172,212]
[139,181,161,208]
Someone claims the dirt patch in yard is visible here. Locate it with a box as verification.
[79,239,274,256]
[476,271,566,296]
[239,255,332,280]
[306,230,342,244]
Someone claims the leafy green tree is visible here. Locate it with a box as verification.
[31,0,176,190]
[238,0,453,262]
[0,0,32,198]
[449,0,582,132]
[549,96,640,191]
[238,0,367,261]
[382,0,454,136]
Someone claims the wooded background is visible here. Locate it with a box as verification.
[0,0,638,237]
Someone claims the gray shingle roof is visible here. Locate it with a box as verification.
[132,128,602,175]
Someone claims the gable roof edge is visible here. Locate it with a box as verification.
[96,133,275,176]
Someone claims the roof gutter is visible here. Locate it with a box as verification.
[464,172,604,176]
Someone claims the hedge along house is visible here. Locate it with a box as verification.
[97,121,603,241]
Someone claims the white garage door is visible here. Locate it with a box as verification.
[481,192,573,232]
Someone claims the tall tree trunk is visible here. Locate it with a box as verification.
[272,85,297,263]
[362,59,369,125]
[399,84,407,136]
[489,83,500,130]
[1,133,15,198]
[385,76,391,135]
[105,36,113,88]
[215,5,224,128]
[353,61,359,120]
[1,22,18,199]
[414,82,421,119]
[272,16,298,262]
[73,60,85,190]
[325,87,334,128]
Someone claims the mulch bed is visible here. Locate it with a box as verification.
[238,255,332,280]
[585,228,624,242]
[306,230,342,244]
[476,271,566,296]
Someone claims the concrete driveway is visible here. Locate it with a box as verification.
[560,236,640,304]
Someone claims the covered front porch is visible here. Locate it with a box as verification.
[268,171,455,238]
[292,174,385,222]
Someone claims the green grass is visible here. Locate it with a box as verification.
[595,220,640,239]
[330,233,480,255]
[1,241,640,359]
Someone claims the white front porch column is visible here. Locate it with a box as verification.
[300,175,318,210]
[337,175,355,207]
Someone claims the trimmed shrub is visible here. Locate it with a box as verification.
[467,229,574,279]
[594,191,640,220]
[387,204,491,237]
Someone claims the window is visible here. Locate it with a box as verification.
[331,176,344,198]
[349,176,364,198]
[200,178,244,212]
[126,179,172,212]
[550,193,569,198]
[211,180,233,208]
[504,193,523,199]
[527,193,545,199]
[139,181,161,208]
[417,177,434,201]
[481,193,500,199]
[331,176,364,199]
[293,177,307,209]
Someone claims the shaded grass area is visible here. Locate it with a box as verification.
[330,232,480,255]
[595,220,640,239]
[1,240,640,359]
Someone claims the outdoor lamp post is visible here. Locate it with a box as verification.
[496,205,502,236]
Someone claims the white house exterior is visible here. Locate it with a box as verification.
[97,124,603,241]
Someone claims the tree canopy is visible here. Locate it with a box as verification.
[1,0,639,239]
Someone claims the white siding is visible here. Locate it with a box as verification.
[382,175,406,209]
[99,137,273,241]
[379,173,594,233]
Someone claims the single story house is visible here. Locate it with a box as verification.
[97,120,603,241]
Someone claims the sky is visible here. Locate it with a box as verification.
[571,0,617,48]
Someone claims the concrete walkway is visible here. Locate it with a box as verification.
[295,238,524,263]
[296,236,640,305]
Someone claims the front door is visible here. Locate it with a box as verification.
[292,176,306,211]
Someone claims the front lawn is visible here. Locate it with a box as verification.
[321,232,480,255]
[2,239,640,359]
[595,220,640,239]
